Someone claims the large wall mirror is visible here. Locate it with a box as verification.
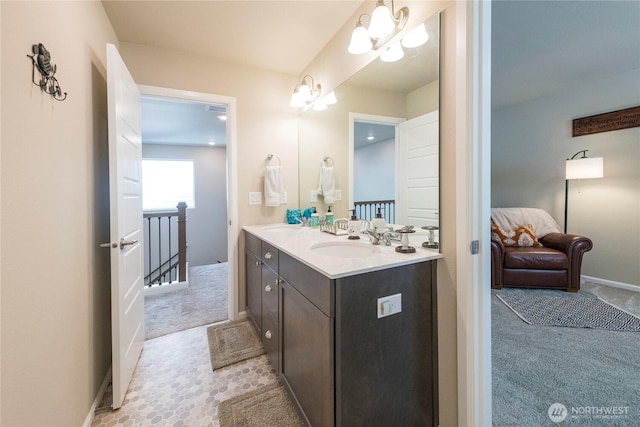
[298,11,440,249]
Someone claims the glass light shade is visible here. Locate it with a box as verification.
[348,25,373,54]
[368,3,395,39]
[401,23,429,48]
[380,42,404,63]
[289,91,304,108]
[565,157,604,180]
[323,91,337,105]
[298,83,311,100]
[312,101,328,111]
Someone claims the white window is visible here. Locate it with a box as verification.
[142,159,195,210]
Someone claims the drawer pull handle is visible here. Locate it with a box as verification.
[265,330,272,339]
[265,284,272,293]
[264,251,273,260]
[255,261,261,267]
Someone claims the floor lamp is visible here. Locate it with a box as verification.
[564,150,604,233]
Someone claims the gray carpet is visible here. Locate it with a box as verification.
[218,383,305,427]
[207,320,265,370]
[492,285,640,426]
[144,263,228,340]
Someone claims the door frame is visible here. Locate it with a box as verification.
[348,113,405,210]
[138,84,240,322]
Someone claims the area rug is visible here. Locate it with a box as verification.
[218,383,305,427]
[496,294,640,331]
[145,263,229,339]
[207,320,265,370]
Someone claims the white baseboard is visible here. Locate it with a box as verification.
[83,366,112,427]
[582,275,640,293]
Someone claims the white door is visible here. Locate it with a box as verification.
[396,111,439,229]
[106,43,144,409]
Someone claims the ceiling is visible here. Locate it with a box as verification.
[492,0,640,110]
[103,1,640,145]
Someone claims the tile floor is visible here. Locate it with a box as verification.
[91,323,277,427]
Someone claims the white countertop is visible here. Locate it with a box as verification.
[243,223,443,279]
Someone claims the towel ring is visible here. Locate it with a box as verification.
[266,154,281,166]
[322,156,334,167]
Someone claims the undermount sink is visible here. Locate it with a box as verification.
[310,241,378,258]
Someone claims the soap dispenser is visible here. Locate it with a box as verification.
[325,206,334,226]
[310,207,320,228]
[347,210,361,240]
[372,208,386,232]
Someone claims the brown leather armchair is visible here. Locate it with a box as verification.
[491,232,593,292]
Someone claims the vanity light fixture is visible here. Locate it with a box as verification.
[380,41,405,62]
[348,0,409,54]
[312,90,338,111]
[290,75,322,108]
[401,22,429,48]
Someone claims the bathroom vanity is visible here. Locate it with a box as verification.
[243,224,442,427]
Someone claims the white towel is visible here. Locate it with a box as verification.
[317,165,336,204]
[264,165,284,207]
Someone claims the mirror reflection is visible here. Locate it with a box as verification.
[298,11,440,249]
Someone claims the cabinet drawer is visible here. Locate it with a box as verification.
[262,309,279,372]
[245,231,261,256]
[262,241,279,272]
[279,251,334,317]
[262,265,279,315]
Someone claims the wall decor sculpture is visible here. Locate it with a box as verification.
[27,43,67,101]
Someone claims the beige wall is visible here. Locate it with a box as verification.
[1,1,117,425]
[118,42,300,314]
[300,2,461,425]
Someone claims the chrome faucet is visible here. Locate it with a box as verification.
[366,228,399,246]
[295,217,310,227]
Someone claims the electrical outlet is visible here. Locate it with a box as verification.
[280,191,288,204]
[377,293,402,318]
[310,190,318,203]
[249,192,262,205]
[335,189,342,201]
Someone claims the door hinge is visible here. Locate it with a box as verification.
[471,240,480,255]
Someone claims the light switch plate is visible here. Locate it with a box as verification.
[249,192,262,205]
[280,191,288,204]
[310,190,318,203]
[377,293,402,318]
[335,189,342,201]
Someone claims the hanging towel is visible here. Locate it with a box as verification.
[317,165,336,204]
[264,165,284,207]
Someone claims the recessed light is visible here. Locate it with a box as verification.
[208,141,216,146]
[217,114,227,121]
[367,136,375,140]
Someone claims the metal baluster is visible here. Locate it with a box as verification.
[158,217,161,285]
[168,216,172,282]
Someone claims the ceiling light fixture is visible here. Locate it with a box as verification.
[290,75,321,108]
[348,0,409,54]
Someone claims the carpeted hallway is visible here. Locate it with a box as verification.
[144,263,229,340]
[492,282,640,426]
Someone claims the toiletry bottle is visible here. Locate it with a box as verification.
[310,207,320,228]
[325,206,334,226]
[347,210,361,240]
[372,207,386,232]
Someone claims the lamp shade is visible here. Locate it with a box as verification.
[566,157,603,180]
[380,42,404,62]
[368,2,395,39]
[402,23,429,48]
[289,91,304,108]
[348,25,373,54]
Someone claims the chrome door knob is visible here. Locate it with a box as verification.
[264,284,273,293]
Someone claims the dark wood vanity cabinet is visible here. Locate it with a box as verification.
[244,230,438,427]
[244,232,280,372]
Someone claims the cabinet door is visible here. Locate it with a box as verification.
[281,281,334,427]
[245,251,262,333]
